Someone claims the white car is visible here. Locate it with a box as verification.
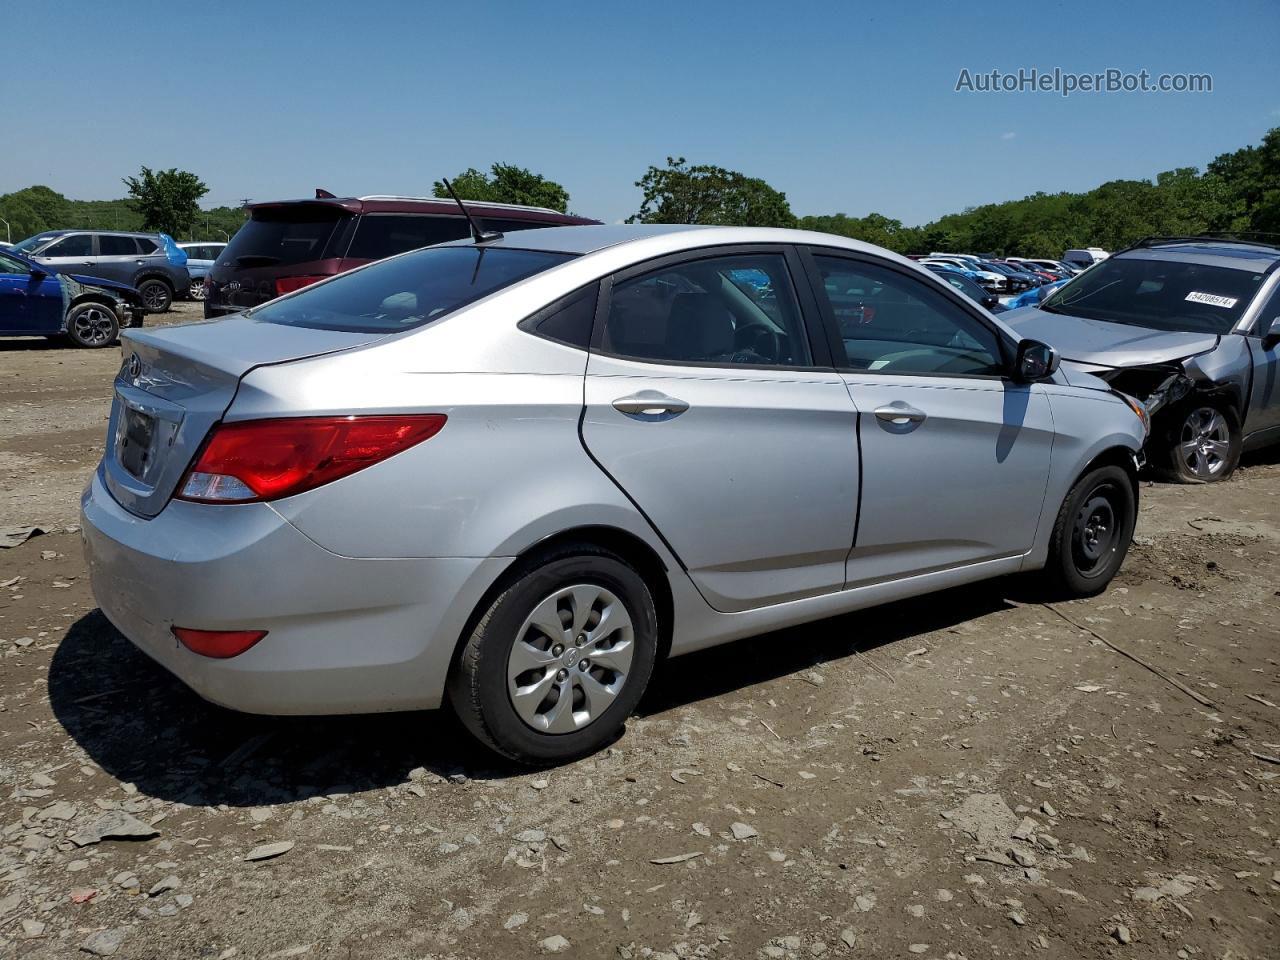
[177,242,228,301]
[920,258,1007,291]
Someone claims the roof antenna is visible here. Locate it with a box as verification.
[441,178,503,244]
[315,188,336,199]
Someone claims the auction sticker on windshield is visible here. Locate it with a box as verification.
[1185,291,1238,308]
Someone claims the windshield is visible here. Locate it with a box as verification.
[12,234,57,254]
[250,245,576,333]
[1041,256,1265,333]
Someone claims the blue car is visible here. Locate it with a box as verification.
[0,247,145,347]
[1006,279,1067,311]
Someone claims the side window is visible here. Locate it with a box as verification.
[520,283,599,349]
[813,255,1004,376]
[135,238,159,254]
[99,236,138,256]
[603,253,811,367]
[346,215,472,260]
[0,253,29,274]
[44,234,94,258]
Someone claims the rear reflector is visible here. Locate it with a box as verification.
[173,627,267,659]
[275,275,326,296]
[177,414,446,504]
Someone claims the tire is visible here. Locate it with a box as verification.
[1155,401,1242,483]
[189,278,207,301]
[64,302,120,349]
[1039,464,1136,599]
[447,544,659,765]
[137,278,173,313]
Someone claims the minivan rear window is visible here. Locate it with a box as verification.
[249,246,575,333]
[222,206,350,268]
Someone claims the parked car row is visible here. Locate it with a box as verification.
[12,230,191,314]
[910,252,1088,295]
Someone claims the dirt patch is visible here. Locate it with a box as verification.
[1,312,1278,959]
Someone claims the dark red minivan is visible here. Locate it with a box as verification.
[204,194,599,318]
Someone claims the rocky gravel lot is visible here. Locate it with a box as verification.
[1,307,1279,959]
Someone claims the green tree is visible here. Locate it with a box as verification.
[122,166,209,237]
[432,163,570,213]
[628,157,796,227]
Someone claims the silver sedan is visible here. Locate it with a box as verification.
[82,224,1147,764]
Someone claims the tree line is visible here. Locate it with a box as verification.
[1,127,1276,256]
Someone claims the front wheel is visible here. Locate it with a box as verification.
[1039,464,1136,599]
[189,278,207,301]
[65,302,120,348]
[1158,403,1241,483]
[137,279,173,313]
[448,545,658,765]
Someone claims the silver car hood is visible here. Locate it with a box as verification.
[1001,306,1219,366]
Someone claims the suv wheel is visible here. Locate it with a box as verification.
[137,279,173,313]
[65,302,120,348]
[1039,464,1136,599]
[1158,402,1242,483]
[448,545,658,765]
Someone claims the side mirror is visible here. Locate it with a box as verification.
[982,293,999,309]
[1262,320,1280,352]
[29,267,48,279]
[1014,339,1060,382]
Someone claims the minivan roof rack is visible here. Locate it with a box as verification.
[356,195,564,216]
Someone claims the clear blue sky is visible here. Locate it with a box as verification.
[3,0,1276,226]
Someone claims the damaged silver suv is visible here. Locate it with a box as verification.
[1004,237,1280,482]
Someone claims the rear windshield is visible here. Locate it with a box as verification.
[249,245,575,333]
[222,206,349,268]
[1041,256,1266,333]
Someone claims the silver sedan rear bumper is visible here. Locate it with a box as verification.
[80,468,507,715]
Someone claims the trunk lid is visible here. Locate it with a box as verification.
[103,314,387,518]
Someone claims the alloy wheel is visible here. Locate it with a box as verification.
[506,584,635,734]
[189,280,206,300]
[141,283,169,311]
[1178,407,1231,480]
[73,307,116,346]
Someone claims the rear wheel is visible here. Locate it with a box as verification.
[65,302,120,348]
[1158,402,1241,483]
[1039,464,1136,599]
[189,278,207,301]
[137,279,173,313]
[448,545,658,765]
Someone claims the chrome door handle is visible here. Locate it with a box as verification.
[874,402,927,425]
[612,390,690,419]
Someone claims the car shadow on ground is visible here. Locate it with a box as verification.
[0,337,72,351]
[50,584,1014,807]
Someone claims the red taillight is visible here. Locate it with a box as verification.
[173,626,267,659]
[275,275,326,296]
[177,415,447,504]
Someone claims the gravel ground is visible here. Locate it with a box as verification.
[1,308,1279,959]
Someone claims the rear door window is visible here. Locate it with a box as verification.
[346,215,472,260]
[99,236,139,255]
[136,238,159,254]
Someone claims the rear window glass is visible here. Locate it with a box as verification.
[222,206,349,268]
[136,238,158,254]
[250,246,575,333]
[347,215,472,260]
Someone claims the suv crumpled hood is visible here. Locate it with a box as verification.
[1001,306,1219,366]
